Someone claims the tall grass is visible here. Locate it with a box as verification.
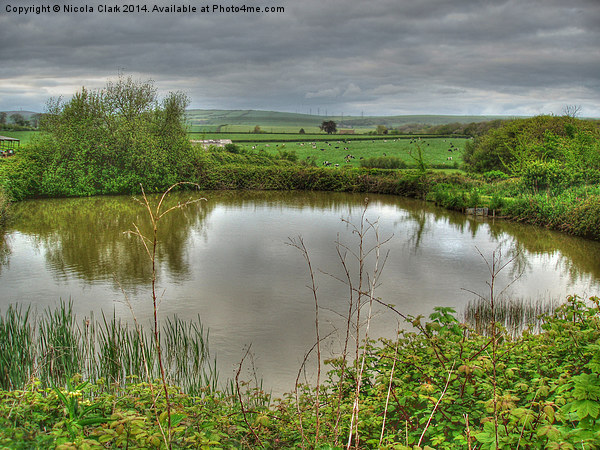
[462,296,560,337]
[0,301,216,394]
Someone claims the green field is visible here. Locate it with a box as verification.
[1,130,466,169]
[189,132,402,142]
[0,131,38,145]
[235,136,467,168]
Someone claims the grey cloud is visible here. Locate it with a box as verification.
[0,0,599,116]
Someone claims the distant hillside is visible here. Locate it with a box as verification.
[1,108,518,131]
[1,111,40,123]
[185,109,516,129]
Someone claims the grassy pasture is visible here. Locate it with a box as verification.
[0,131,38,145]
[189,132,333,142]
[237,136,468,168]
[188,132,402,142]
[209,124,375,134]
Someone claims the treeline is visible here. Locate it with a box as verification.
[0,112,40,131]
[395,119,507,136]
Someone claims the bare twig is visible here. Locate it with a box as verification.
[379,325,401,447]
[125,182,206,448]
[287,236,322,446]
[236,345,264,448]
[418,361,456,447]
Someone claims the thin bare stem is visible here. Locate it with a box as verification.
[236,345,264,448]
[126,182,206,448]
[418,361,455,447]
[379,325,401,447]
[287,236,322,446]
[464,414,472,450]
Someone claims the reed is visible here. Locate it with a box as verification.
[0,301,216,393]
[0,304,35,389]
[462,295,560,337]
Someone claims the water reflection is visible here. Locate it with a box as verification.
[1,190,599,393]
[0,232,10,274]
[3,190,600,292]
[10,193,212,290]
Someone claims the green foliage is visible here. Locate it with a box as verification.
[1,296,599,448]
[0,185,9,226]
[482,170,509,182]
[0,301,215,393]
[408,139,429,173]
[276,148,299,162]
[224,143,242,153]
[560,195,600,240]
[6,76,199,198]
[320,120,337,134]
[51,377,109,440]
[521,159,569,193]
[463,115,600,175]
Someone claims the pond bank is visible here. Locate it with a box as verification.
[1,153,599,241]
[189,164,600,241]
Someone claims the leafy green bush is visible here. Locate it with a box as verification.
[0,185,9,226]
[5,76,199,198]
[6,297,599,448]
[521,159,569,194]
[463,115,600,174]
[224,143,242,154]
[560,195,600,240]
[482,170,509,182]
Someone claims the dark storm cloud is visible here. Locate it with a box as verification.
[1,0,598,115]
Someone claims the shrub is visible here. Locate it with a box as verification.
[6,76,198,198]
[482,170,509,182]
[359,156,407,169]
[560,195,600,240]
[521,159,569,193]
[463,115,600,174]
[0,186,9,226]
[224,143,241,154]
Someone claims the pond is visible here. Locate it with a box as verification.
[1,190,599,394]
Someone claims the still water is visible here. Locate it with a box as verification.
[1,190,599,394]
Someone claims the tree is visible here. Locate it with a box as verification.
[0,112,6,125]
[10,113,26,126]
[29,114,41,128]
[376,125,388,135]
[320,120,337,134]
[22,75,196,197]
[299,128,305,134]
[253,125,262,133]
[562,104,582,118]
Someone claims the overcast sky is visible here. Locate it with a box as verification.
[1,0,599,116]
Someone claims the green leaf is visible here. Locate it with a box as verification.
[574,400,600,419]
[171,413,186,427]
